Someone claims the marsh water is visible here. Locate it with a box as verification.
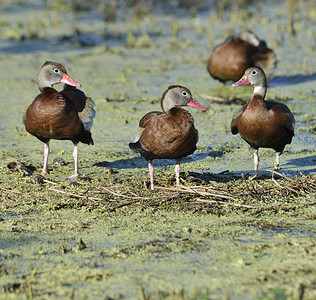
[0,0,315,299]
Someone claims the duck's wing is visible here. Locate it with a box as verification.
[61,85,96,131]
[61,85,86,111]
[237,31,260,47]
[231,101,249,134]
[132,111,161,142]
[129,111,162,160]
[266,101,295,136]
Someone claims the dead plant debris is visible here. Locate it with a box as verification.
[1,171,315,215]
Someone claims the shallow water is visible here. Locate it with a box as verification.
[0,0,316,299]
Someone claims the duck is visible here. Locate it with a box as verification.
[207,31,276,83]
[23,61,95,179]
[231,66,295,175]
[129,85,206,190]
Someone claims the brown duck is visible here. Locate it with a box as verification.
[129,85,206,190]
[23,61,95,178]
[207,31,276,83]
[231,67,295,175]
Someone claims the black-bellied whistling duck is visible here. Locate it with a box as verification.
[23,61,95,179]
[129,85,206,190]
[207,31,276,83]
[231,67,295,175]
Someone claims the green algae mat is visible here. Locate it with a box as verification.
[1,0,316,299]
[1,171,315,299]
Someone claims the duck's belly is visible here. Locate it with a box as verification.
[25,105,82,140]
[142,128,198,160]
[238,113,286,148]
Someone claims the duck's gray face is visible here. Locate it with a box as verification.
[169,86,193,106]
[38,62,81,88]
[231,67,266,88]
[161,85,206,113]
[245,67,265,87]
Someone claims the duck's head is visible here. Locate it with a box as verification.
[161,85,206,113]
[37,61,81,90]
[231,67,267,96]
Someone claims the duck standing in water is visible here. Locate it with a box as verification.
[207,31,276,83]
[129,85,206,190]
[231,67,295,176]
[23,61,95,179]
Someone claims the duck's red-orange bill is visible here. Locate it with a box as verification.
[231,75,250,87]
[60,73,82,87]
[187,98,207,111]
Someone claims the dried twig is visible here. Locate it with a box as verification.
[49,187,103,201]
[271,174,305,195]
[178,185,235,201]
[195,198,257,209]
[198,93,226,103]
[0,187,24,195]
[43,179,59,185]
[100,186,153,200]
[270,170,297,183]
[272,177,283,188]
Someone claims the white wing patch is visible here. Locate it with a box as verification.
[78,97,96,131]
[134,127,144,142]
[238,31,260,47]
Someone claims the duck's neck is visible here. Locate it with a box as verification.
[253,85,266,99]
[38,80,51,90]
[161,97,175,115]
[39,86,58,97]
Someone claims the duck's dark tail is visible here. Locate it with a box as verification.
[129,141,156,161]
[129,141,142,153]
[74,130,94,145]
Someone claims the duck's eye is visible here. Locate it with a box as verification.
[181,91,188,96]
[251,70,257,75]
[53,68,60,74]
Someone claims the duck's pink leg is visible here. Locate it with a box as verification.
[274,152,281,170]
[42,142,50,176]
[175,159,181,186]
[61,143,79,180]
[68,143,79,179]
[253,149,259,176]
[148,160,154,190]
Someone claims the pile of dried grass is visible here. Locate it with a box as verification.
[23,171,314,214]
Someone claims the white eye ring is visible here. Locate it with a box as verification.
[251,70,257,75]
[181,91,188,96]
[53,68,60,73]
